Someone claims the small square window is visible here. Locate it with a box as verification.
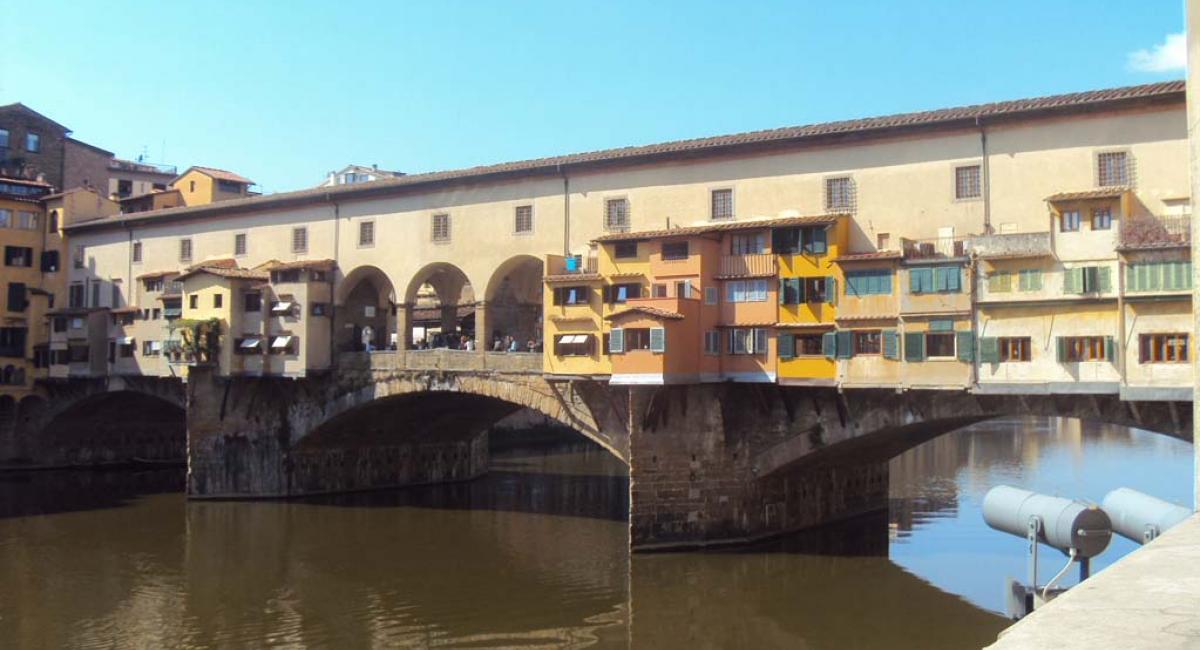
[359,221,375,246]
[292,227,308,253]
[25,132,40,153]
[604,198,629,232]
[955,165,981,199]
[613,242,637,259]
[1060,211,1081,232]
[514,205,533,233]
[1091,209,1112,230]
[1097,151,1128,187]
[213,294,223,308]
[825,177,854,212]
[661,241,688,261]
[711,189,733,221]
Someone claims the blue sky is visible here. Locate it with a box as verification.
[0,1,1186,193]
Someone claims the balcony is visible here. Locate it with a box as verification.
[1119,215,1191,250]
[718,254,776,278]
[901,236,969,261]
[545,254,598,277]
[967,232,1053,260]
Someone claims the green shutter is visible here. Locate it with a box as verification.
[1128,264,1142,292]
[1056,337,1067,362]
[795,278,806,304]
[1183,262,1193,290]
[883,330,899,360]
[1105,336,1115,362]
[1162,263,1177,291]
[989,271,1012,293]
[930,319,954,332]
[836,330,853,359]
[778,332,795,359]
[1097,266,1112,293]
[945,266,962,292]
[1019,268,1043,291]
[609,328,624,354]
[649,327,665,353]
[979,337,999,363]
[1063,268,1081,294]
[826,277,837,304]
[822,331,838,358]
[904,332,925,362]
[910,268,929,294]
[956,331,975,362]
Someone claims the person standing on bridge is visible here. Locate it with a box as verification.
[361,325,374,353]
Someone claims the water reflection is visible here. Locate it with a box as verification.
[0,417,1191,649]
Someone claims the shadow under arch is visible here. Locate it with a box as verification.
[335,265,397,351]
[403,262,476,347]
[483,254,544,351]
[36,390,186,466]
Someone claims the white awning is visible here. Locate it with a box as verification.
[118,337,135,345]
[150,341,163,351]
[270,302,294,313]
[560,334,586,344]
[239,338,262,349]
[271,336,294,349]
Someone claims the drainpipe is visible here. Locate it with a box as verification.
[559,164,570,257]
[977,117,992,235]
[1117,256,1127,389]
[328,193,340,367]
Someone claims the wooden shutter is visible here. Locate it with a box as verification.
[904,332,925,361]
[956,331,974,362]
[1105,336,1116,362]
[1056,337,1068,362]
[979,337,999,363]
[825,277,837,304]
[649,328,666,353]
[552,288,563,305]
[609,328,624,354]
[1097,266,1112,293]
[822,331,838,358]
[835,330,853,359]
[882,330,899,360]
[778,332,795,359]
[1063,268,1081,294]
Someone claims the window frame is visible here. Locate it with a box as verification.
[1096,150,1129,187]
[661,241,689,261]
[514,205,534,234]
[824,176,855,212]
[604,197,630,232]
[710,188,734,221]
[179,238,192,262]
[431,213,451,242]
[1091,208,1112,231]
[613,241,638,259]
[1060,210,1081,232]
[1139,333,1189,364]
[292,226,308,253]
[234,233,247,256]
[358,220,375,247]
[998,336,1031,362]
[853,330,882,355]
[25,131,40,153]
[954,163,982,201]
[925,332,957,359]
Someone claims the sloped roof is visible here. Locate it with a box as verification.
[175,265,269,282]
[604,306,685,321]
[65,81,1184,235]
[0,103,70,133]
[173,166,255,185]
[594,214,843,243]
[265,258,336,272]
[1045,187,1130,202]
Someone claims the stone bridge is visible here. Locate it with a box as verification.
[176,349,1191,550]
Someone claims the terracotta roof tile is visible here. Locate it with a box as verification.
[175,166,255,185]
[1045,187,1129,202]
[835,314,900,322]
[187,258,238,271]
[65,81,1184,235]
[775,322,836,328]
[594,214,844,243]
[265,258,336,272]
[605,306,685,321]
[136,270,179,280]
[175,265,269,282]
[835,251,903,262]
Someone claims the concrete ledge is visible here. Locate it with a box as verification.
[1120,385,1193,402]
[988,513,1200,649]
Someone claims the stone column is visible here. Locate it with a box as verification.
[440,304,458,337]
[475,301,490,352]
[395,303,412,350]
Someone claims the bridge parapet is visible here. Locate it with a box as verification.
[336,350,542,376]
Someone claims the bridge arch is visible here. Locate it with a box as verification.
[35,389,187,466]
[403,262,476,348]
[336,265,397,351]
[483,255,544,351]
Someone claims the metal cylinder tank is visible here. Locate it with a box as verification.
[982,485,1112,558]
[1101,488,1192,543]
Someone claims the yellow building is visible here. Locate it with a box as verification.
[171,167,255,206]
[776,214,847,386]
[0,178,56,401]
[176,260,270,376]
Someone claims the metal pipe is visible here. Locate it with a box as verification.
[559,165,570,257]
[977,117,992,234]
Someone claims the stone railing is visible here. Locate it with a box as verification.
[1120,215,1191,249]
[337,349,542,374]
[967,231,1053,258]
[901,236,969,260]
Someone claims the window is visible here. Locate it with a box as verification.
[48,210,58,233]
[0,327,27,357]
[1060,210,1081,232]
[132,242,142,263]
[25,132,40,152]
[552,286,589,305]
[0,129,7,148]
[802,277,830,303]
[90,282,100,308]
[825,177,854,211]
[725,279,768,303]
[797,334,824,356]
[16,212,37,229]
[652,284,667,298]
[179,238,192,262]
[854,330,882,355]
[111,282,122,308]
[675,280,694,299]
[877,233,891,250]
[272,269,301,283]
[1059,336,1113,362]
[704,330,720,355]
[621,328,651,351]
[730,233,765,254]
[6,283,27,312]
[53,317,67,333]
[1097,151,1128,187]
[728,328,767,355]
[608,283,640,304]
[988,270,1013,293]
[359,221,375,246]
[1139,333,1188,363]
[1091,208,1112,230]
[189,180,196,192]
[0,209,8,227]
[4,246,32,268]
[431,213,450,242]
[212,294,222,309]
[1063,266,1111,294]
[310,303,329,316]
[1018,269,1043,292]
[189,295,199,309]
[1128,261,1192,292]
[711,189,733,220]
[661,242,688,260]
[845,270,892,296]
[152,308,160,320]
[909,266,961,293]
[234,233,247,256]
[704,286,718,305]
[217,179,243,193]
[68,344,89,364]
[999,337,1031,362]
[118,340,135,358]
[142,340,161,356]
[116,179,133,197]
[926,332,956,359]
[270,336,298,355]
[292,227,308,253]
[955,165,982,199]
[613,241,638,259]
[144,278,163,292]
[604,198,629,232]
[69,283,84,308]
[772,226,827,255]
[514,205,533,233]
[554,333,593,356]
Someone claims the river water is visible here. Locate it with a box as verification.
[0,417,1192,649]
